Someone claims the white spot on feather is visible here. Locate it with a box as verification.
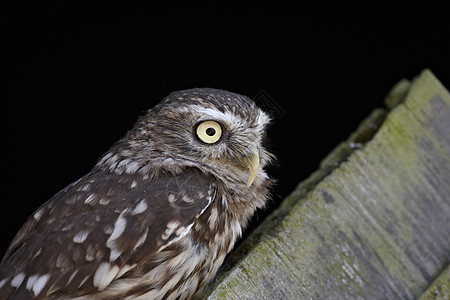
[79,183,91,192]
[33,208,44,221]
[26,275,38,290]
[99,198,110,205]
[0,278,8,289]
[85,252,95,262]
[109,249,122,262]
[11,272,25,288]
[32,274,49,296]
[131,200,148,215]
[93,262,120,290]
[168,194,176,203]
[182,195,194,203]
[107,211,127,245]
[73,231,89,243]
[61,224,72,232]
[130,180,137,188]
[84,193,96,204]
[161,220,180,240]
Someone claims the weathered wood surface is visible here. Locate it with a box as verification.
[419,265,449,300]
[203,69,450,299]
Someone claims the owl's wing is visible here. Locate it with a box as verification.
[0,167,217,298]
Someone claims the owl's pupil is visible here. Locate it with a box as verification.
[206,128,216,136]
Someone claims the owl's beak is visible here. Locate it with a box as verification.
[246,147,260,187]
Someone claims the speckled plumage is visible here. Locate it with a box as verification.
[0,88,274,299]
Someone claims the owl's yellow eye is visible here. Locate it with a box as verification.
[195,120,223,144]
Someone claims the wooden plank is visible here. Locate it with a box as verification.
[203,69,450,299]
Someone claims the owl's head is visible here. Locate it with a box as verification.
[103,88,273,187]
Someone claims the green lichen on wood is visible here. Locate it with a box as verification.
[419,265,450,300]
[384,78,411,109]
[203,69,450,299]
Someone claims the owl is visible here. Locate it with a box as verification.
[0,88,274,299]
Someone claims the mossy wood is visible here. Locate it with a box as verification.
[203,70,450,299]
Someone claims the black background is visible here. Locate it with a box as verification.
[4,4,450,257]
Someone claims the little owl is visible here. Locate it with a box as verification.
[0,88,274,299]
